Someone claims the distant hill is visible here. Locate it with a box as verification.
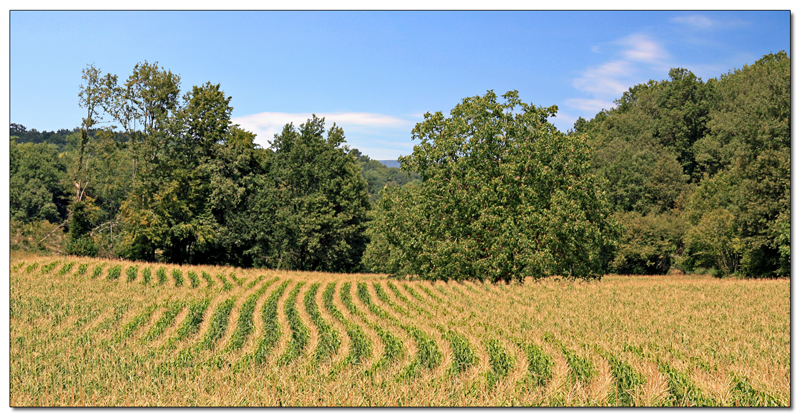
[376,160,401,168]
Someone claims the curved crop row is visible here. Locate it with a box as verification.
[381,282,475,376]
[113,303,159,344]
[57,262,75,276]
[323,282,371,368]
[198,297,237,351]
[277,282,309,365]
[41,261,60,274]
[187,271,200,288]
[304,282,340,362]
[143,301,185,342]
[126,265,138,282]
[227,278,279,352]
[341,282,404,371]
[248,280,290,366]
[357,282,441,377]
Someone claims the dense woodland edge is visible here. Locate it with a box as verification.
[10,52,790,280]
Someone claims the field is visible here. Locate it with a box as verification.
[9,253,789,407]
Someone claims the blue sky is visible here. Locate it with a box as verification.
[9,10,791,160]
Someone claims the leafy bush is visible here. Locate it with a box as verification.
[611,211,685,275]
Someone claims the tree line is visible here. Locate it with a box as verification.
[10,52,790,280]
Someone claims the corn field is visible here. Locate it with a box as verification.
[9,254,789,407]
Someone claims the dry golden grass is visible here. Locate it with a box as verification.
[9,253,790,407]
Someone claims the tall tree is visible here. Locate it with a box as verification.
[683,52,790,277]
[364,91,617,282]
[117,79,226,264]
[228,116,371,272]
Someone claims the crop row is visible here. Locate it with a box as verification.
[10,257,786,406]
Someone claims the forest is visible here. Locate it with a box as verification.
[10,52,790,280]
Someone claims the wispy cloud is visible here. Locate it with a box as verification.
[670,15,715,30]
[563,98,617,113]
[617,34,669,65]
[231,111,415,148]
[572,60,634,97]
[562,33,670,123]
[669,14,750,32]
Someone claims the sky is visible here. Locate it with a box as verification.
[8,10,791,160]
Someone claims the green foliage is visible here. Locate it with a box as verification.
[350,149,421,203]
[611,211,685,275]
[156,267,167,285]
[41,261,60,274]
[90,263,103,279]
[303,283,340,362]
[199,297,236,351]
[575,52,790,277]
[523,343,554,387]
[56,262,75,276]
[681,208,740,277]
[171,269,184,287]
[278,283,309,365]
[65,236,98,258]
[141,267,151,284]
[125,265,138,282]
[685,52,790,277]
[106,264,122,281]
[10,124,78,151]
[10,220,66,254]
[251,281,289,365]
[229,116,371,273]
[75,263,88,276]
[175,299,211,341]
[365,91,617,282]
[187,271,199,288]
[112,64,222,265]
[9,140,69,224]
[592,139,689,214]
[12,53,789,281]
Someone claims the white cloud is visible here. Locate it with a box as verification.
[670,15,715,30]
[572,60,634,97]
[669,14,751,32]
[564,33,671,121]
[231,111,415,148]
[617,34,670,65]
[563,98,617,113]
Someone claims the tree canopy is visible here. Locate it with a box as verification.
[10,52,790,279]
[364,91,617,282]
